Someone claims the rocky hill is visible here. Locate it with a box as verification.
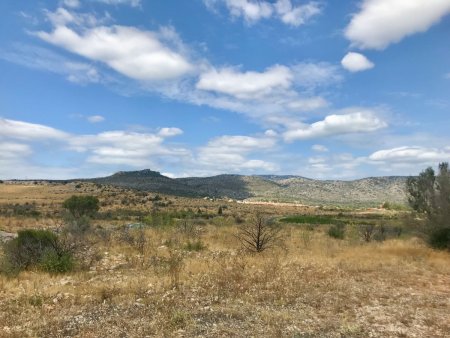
[86,169,408,207]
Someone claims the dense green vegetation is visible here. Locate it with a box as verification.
[279,215,338,225]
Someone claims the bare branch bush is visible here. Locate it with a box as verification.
[236,214,283,253]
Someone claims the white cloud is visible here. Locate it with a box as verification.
[94,0,141,7]
[196,65,292,99]
[69,129,188,166]
[265,129,278,137]
[158,127,183,137]
[205,0,321,26]
[27,8,338,130]
[36,10,194,81]
[292,62,342,88]
[87,115,105,123]
[196,134,278,173]
[224,0,273,22]
[65,62,101,83]
[62,0,80,8]
[345,0,450,50]
[178,88,327,127]
[274,0,321,26]
[369,146,450,163]
[283,111,387,141]
[0,142,32,158]
[299,152,368,179]
[0,45,101,85]
[0,118,69,140]
[45,7,100,27]
[185,61,337,125]
[341,52,374,72]
[0,118,190,176]
[312,144,328,152]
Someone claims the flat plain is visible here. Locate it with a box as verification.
[0,181,449,337]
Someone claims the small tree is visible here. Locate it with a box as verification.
[407,162,450,249]
[236,215,282,253]
[63,195,99,219]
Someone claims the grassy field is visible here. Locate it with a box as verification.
[0,182,449,337]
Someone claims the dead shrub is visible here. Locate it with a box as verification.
[236,214,283,253]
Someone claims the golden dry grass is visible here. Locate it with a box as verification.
[1,226,449,337]
[0,182,448,337]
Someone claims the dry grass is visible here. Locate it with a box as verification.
[0,182,449,337]
[1,226,449,337]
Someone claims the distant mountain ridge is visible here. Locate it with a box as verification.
[85,169,408,206]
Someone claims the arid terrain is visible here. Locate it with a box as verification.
[0,181,449,337]
[81,169,408,206]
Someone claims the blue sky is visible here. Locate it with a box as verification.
[0,0,449,179]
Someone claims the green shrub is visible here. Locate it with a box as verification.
[280,215,336,225]
[328,223,345,239]
[428,227,450,250]
[183,240,206,252]
[63,195,99,218]
[1,229,74,274]
[40,251,74,273]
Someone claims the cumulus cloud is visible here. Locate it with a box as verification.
[27,8,339,130]
[204,0,321,26]
[0,118,190,177]
[36,9,194,81]
[274,0,321,26]
[283,111,387,141]
[196,135,278,173]
[223,0,273,22]
[24,7,350,145]
[87,115,105,123]
[69,129,188,166]
[369,146,450,163]
[345,0,450,49]
[188,61,339,124]
[341,52,374,72]
[196,65,292,99]
[0,118,283,177]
